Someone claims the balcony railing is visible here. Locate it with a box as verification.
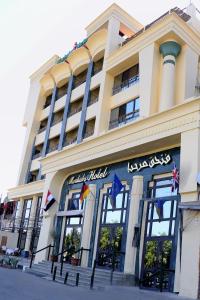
[43,102,51,109]
[63,138,77,147]
[68,107,82,117]
[88,97,98,107]
[83,131,94,139]
[112,75,139,95]
[38,127,47,134]
[73,77,86,89]
[93,66,103,76]
[109,111,139,130]
[32,152,41,160]
[51,117,63,126]
[47,144,58,154]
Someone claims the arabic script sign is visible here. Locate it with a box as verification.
[68,167,109,184]
[128,153,172,173]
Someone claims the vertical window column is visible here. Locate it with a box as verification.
[58,76,74,150]
[41,85,57,157]
[77,61,94,143]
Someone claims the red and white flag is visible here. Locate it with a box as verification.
[44,191,56,212]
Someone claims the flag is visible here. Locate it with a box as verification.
[44,191,56,212]
[155,199,165,221]
[109,174,123,210]
[171,162,179,192]
[80,182,90,204]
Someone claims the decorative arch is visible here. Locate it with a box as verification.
[50,62,71,87]
[86,29,107,60]
[67,46,91,75]
[40,74,55,97]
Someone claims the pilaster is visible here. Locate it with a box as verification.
[81,184,96,267]
[124,176,143,274]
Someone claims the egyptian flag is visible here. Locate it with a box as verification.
[44,191,56,212]
[80,182,90,204]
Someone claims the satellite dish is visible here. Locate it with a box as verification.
[197,173,200,185]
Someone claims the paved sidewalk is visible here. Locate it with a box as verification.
[0,268,193,300]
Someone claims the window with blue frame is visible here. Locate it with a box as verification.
[67,192,84,211]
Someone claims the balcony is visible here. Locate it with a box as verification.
[109,111,139,130]
[32,152,41,160]
[38,126,47,134]
[93,57,104,76]
[47,144,58,154]
[27,170,39,183]
[112,75,139,95]
[63,138,77,147]
[68,107,82,117]
[88,86,99,107]
[56,83,68,101]
[83,118,95,139]
[73,69,87,89]
[43,94,52,109]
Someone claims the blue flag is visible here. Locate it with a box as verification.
[155,199,166,221]
[109,174,123,209]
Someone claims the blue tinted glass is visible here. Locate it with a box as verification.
[134,98,140,110]
[126,101,134,114]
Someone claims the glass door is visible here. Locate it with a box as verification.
[141,177,179,292]
[96,187,129,271]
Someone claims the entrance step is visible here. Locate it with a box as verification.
[25,260,133,289]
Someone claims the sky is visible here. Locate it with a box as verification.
[0,0,199,199]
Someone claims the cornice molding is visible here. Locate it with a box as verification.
[8,180,44,199]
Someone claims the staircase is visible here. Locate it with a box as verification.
[25,260,132,289]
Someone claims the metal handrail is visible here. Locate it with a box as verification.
[30,244,54,269]
[110,250,125,284]
[52,246,91,276]
[112,74,139,95]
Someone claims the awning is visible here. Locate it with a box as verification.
[178,201,200,211]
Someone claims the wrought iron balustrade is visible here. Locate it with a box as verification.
[68,107,82,117]
[112,75,139,95]
[109,111,139,129]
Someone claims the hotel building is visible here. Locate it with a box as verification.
[1,3,200,298]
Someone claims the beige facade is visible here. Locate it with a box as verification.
[0,3,199,299]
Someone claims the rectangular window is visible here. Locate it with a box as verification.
[109,98,140,129]
[113,64,139,95]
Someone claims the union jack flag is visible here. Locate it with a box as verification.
[171,162,179,192]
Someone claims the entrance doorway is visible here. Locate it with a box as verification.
[140,177,179,292]
[96,186,129,271]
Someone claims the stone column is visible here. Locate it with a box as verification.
[179,128,200,299]
[124,176,143,274]
[159,41,181,112]
[15,198,24,233]
[81,184,96,267]
[24,196,38,253]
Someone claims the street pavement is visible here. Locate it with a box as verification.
[0,268,193,300]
